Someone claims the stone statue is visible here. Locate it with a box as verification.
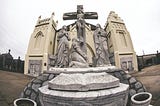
[55,25,71,67]
[76,5,85,44]
[63,5,98,54]
[93,24,110,66]
[69,38,89,68]
[76,16,87,53]
[76,5,87,54]
[63,5,98,20]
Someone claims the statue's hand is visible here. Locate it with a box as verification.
[68,37,71,41]
[67,35,71,41]
[83,54,88,62]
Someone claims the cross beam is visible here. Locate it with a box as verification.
[63,5,98,20]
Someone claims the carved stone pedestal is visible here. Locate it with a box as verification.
[39,68,129,106]
[48,72,119,91]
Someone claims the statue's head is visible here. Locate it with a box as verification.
[72,38,78,42]
[96,24,101,29]
[77,5,84,14]
[72,38,80,44]
[62,25,67,30]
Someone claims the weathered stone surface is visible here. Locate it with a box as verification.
[21,73,57,106]
[47,66,118,74]
[33,79,42,83]
[48,74,55,80]
[21,69,146,106]
[42,81,49,86]
[129,89,136,97]
[39,83,129,106]
[137,88,145,93]
[48,72,119,91]
[129,77,137,84]
[114,71,123,81]
[93,24,110,66]
[25,89,31,96]
[32,83,41,92]
[123,74,131,80]
[27,82,32,88]
[37,73,50,81]
[55,25,70,68]
[134,82,143,90]
[30,91,37,100]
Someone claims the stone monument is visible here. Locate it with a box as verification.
[37,5,129,106]
[63,5,98,54]
[21,5,149,106]
[24,6,138,77]
[39,71,129,106]
[55,25,71,68]
[93,24,110,66]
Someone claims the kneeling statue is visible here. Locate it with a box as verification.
[69,38,89,68]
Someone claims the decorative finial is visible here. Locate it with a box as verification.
[38,15,41,19]
[52,12,55,16]
[8,49,11,54]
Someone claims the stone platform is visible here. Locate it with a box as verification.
[48,72,119,91]
[39,67,129,106]
[39,83,128,106]
[47,66,118,74]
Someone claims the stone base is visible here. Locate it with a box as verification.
[39,83,129,106]
[21,68,146,105]
[48,72,119,91]
[46,66,118,74]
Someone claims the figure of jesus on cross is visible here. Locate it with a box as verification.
[63,5,98,54]
[76,5,86,53]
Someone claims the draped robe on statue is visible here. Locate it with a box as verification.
[56,27,70,67]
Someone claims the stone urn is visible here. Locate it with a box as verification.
[131,92,152,106]
[14,98,37,106]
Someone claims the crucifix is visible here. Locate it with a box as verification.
[63,5,98,53]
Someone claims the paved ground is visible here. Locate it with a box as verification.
[0,65,160,106]
[0,70,33,106]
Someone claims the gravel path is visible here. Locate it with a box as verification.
[132,64,160,106]
[0,70,33,106]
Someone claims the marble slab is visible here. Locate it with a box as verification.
[48,72,119,91]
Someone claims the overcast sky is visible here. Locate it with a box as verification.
[0,0,160,59]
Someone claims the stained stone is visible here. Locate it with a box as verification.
[30,92,37,100]
[42,81,49,86]
[137,88,144,93]
[25,89,31,96]
[48,74,55,80]
[39,83,129,106]
[48,72,119,91]
[129,89,136,97]
[135,82,142,90]
[123,74,131,80]
[32,84,41,92]
[47,66,118,74]
[33,79,42,83]
[129,77,137,84]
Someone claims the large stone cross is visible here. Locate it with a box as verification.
[63,5,98,20]
[63,5,98,53]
